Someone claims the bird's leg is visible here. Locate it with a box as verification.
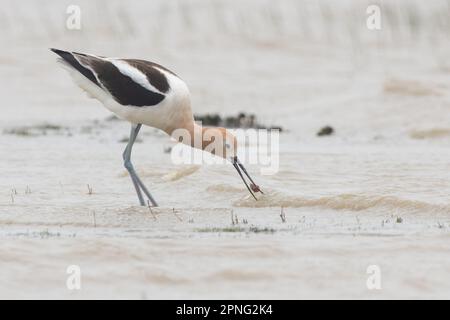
[123,124,145,205]
[123,124,158,207]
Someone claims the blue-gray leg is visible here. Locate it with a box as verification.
[123,124,158,207]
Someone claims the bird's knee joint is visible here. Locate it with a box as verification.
[122,149,129,161]
[124,160,133,170]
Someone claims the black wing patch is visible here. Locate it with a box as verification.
[123,59,171,93]
[51,48,100,87]
[81,57,165,107]
[51,49,166,107]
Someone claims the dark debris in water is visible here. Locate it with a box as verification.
[119,136,143,143]
[194,113,283,131]
[105,115,121,122]
[3,123,70,137]
[317,125,334,136]
[195,226,276,234]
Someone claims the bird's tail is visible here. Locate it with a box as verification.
[50,48,100,87]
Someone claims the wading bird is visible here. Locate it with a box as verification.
[51,49,262,206]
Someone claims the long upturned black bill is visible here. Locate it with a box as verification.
[232,156,262,200]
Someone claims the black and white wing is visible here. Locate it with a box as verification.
[50,48,173,107]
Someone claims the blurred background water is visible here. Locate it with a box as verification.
[1,0,450,129]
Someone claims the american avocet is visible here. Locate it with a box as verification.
[51,49,262,206]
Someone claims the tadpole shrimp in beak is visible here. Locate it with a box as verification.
[231,156,263,200]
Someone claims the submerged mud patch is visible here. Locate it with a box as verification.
[161,165,200,181]
[206,184,243,193]
[383,78,441,96]
[409,128,450,140]
[234,192,450,213]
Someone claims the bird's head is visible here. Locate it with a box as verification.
[200,127,263,200]
[200,127,237,159]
